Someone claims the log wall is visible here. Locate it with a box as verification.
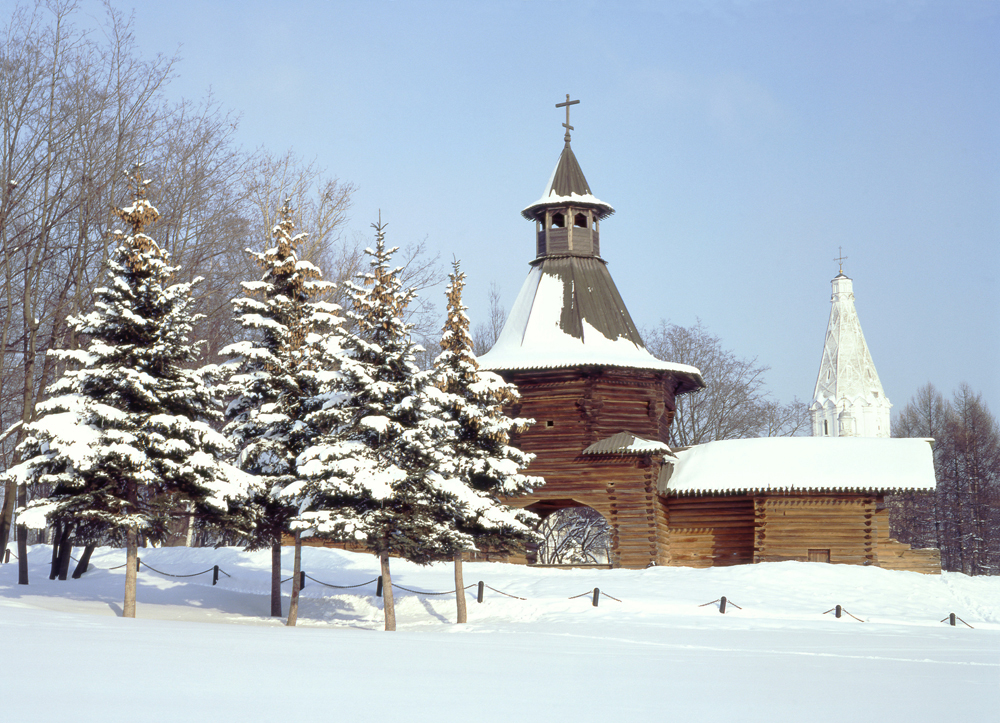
[666,496,755,567]
[753,494,875,565]
[510,455,665,569]
[506,368,679,451]
[499,367,683,568]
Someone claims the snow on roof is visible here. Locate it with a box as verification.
[521,144,614,220]
[583,431,675,456]
[522,189,612,215]
[812,274,890,409]
[477,262,703,378]
[661,437,936,496]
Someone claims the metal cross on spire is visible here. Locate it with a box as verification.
[556,94,580,144]
[834,246,848,274]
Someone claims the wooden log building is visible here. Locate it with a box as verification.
[477,99,940,573]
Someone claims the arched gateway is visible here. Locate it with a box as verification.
[478,98,940,573]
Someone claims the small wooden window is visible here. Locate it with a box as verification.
[808,549,831,563]
[551,213,565,229]
[545,420,554,428]
[574,213,588,228]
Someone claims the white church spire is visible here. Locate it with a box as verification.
[810,269,891,438]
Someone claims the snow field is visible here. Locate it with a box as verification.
[2,545,997,722]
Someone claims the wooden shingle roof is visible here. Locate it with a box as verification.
[477,258,704,392]
[582,431,675,456]
[522,143,614,221]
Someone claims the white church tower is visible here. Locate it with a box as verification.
[810,263,891,438]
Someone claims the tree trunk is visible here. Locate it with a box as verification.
[56,524,73,580]
[16,483,27,585]
[123,526,138,618]
[72,544,95,579]
[184,503,195,547]
[286,531,302,627]
[270,540,282,617]
[454,552,467,624]
[380,552,396,632]
[49,522,62,579]
[0,481,15,557]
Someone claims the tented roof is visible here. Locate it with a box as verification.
[522,143,614,221]
[659,437,936,496]
[812,273,890,410]
[477,258,704,391]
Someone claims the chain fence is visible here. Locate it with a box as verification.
[2,549,980,626]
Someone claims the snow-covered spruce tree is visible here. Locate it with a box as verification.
[295,220,469,631]
[434,260,541,623]
[222,199,341,623]
[2,168,248,617]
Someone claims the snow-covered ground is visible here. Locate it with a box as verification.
[2,545,997,722]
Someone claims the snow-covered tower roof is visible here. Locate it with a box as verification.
[520,141,615,223]
[477,98,703,394]
[810,270,891,438]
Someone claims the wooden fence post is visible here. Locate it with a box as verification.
[477,581,484,603]
[212,565,219,586]
[592,588,600,607]
[299,571,305,589]
[376,575,383,597]
[136,556,141,574]
[835,604,842,619]
[719,596,727,614]
[949,613,956,626]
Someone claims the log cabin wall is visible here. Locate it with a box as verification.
[753,494,876,565]
[513,454,665,569]
[665,496,755,567]
[505,368,678,451]
[500,368,681,568]
[654,495,672,566]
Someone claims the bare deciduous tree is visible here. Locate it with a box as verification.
[0,2,365,559]
[472,281,506,356]
[537,508,611,565]
[1,0,180,565]
[643,319,808,445]
[890,383,1000,575]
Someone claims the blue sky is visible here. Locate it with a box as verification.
[84,0,999,413]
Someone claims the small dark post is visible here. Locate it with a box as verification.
[949,613,956,626]
[592,588,600,607]
[4,548,9,563]
[212,565,219,586]
[477,581,484,603]
[299,570,305,589]
[835,604,842,619]
[376,575,383,597]
[136,556,141,574]
[719,596,728,614]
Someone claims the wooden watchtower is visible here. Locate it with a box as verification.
[478,97,704,568]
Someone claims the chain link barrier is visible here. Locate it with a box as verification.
[139,560,231,579]
[4,556,984,626]
[305,574,379,589]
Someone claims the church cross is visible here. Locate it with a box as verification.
[834,246,848,274]
[556,94,580,142]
